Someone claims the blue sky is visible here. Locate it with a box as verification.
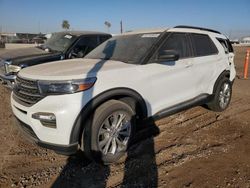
[0,0,249,38]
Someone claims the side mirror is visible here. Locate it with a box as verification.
[157,50,179,61]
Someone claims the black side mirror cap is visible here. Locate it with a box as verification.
[157,50,179,62]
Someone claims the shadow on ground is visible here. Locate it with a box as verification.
[52,120,160,188]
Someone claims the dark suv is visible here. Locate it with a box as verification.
[0,31,111,88]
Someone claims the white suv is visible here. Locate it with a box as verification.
[11,26,236,163]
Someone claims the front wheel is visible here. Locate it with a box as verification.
[207,77,232,112]
[83,100,135,164]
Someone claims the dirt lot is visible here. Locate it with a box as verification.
[0,46,250,188]
[1,43,37,50]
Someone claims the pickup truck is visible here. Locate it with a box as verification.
[0,31,111,88]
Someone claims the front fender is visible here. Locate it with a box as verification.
[69,87,147,144]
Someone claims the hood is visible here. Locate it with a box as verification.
[0,47,59,65]
[19,58,136,80]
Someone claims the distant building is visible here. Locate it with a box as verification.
[240,36,250,44]
[230,39,239,44]
[0,32,45,43]
[0,32,15,40]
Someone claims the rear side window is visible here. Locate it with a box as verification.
[191,33,218,57]
[159,32,191,59]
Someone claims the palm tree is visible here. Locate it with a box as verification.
[62,20,70,30]
[104,21,111,33]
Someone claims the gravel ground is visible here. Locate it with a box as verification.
[0,46,250,188]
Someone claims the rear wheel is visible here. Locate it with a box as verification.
[83,100,135,164]
[207,77,232,112]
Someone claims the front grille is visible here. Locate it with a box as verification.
[13,76,43,106]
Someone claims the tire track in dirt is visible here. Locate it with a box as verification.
[4,94,250,188]
[102,97,250,187]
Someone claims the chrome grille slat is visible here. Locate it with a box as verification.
[13,76,43,106]
[13,91,39,104]
[18,90,41,98]
[16,82,38,90]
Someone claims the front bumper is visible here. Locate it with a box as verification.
[0,73,16,89]
[11,89,92,152]
[14,117,78,155]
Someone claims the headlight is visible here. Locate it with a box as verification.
[7,64,21,73]
[38,77,97,95]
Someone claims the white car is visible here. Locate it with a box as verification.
[11,26,236,164]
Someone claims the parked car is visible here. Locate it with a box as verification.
[31,35,47,44]
[11,26,236,164]
[0,31,111,88]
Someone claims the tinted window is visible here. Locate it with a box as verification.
[159,33,191,58]
[74,36,99,55]
[191,33,218,57]
[99,35,111,44]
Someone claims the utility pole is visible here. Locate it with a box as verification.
[38,21,40,34]
[120,20,123,34]
[0,25,2,40]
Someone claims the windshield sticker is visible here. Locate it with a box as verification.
[64,35,72,39]
[141,34,160,38]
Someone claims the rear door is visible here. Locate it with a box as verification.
[189,33,219,94]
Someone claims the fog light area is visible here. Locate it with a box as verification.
[32,112,57,128]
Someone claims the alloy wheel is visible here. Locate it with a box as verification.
[219,82,231,109]
[98,111,131,155]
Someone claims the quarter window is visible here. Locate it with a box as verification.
[191,33,218,57]
[226,39,234,53]
[217,38,229,54]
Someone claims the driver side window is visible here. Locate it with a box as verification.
[159,33,190,59]
[71,36,98,58]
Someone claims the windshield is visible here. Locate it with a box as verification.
[43,33,77,52]
[85,33,162,64]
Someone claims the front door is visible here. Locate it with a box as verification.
[142,32,197,115]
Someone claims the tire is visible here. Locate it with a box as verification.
[207,77,232,112]
[83,99,135,164]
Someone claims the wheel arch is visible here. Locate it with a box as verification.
[69,87,148,144]
[212,70,230,94]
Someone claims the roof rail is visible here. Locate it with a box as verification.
[174,25,221,34]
